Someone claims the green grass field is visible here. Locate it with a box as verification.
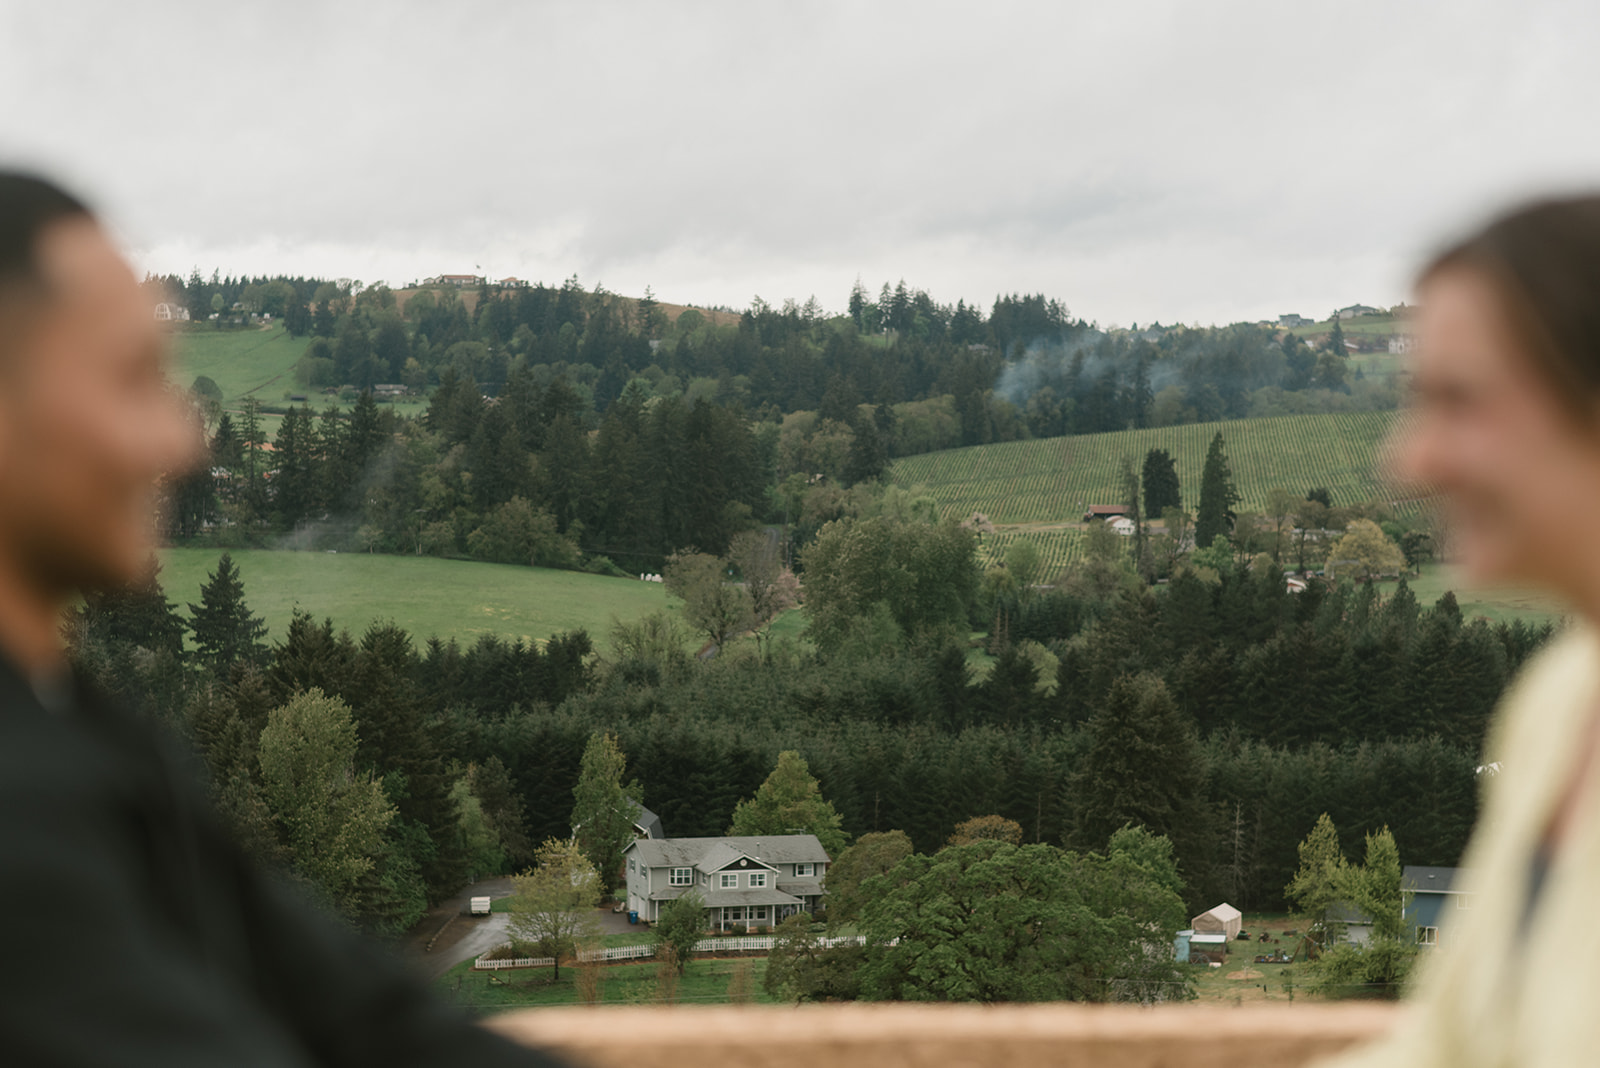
[1407,563,1567,626]
[436,956,776,1014]
[171,324,309,404]
[892,411,1407,530]
[158,548,676,646]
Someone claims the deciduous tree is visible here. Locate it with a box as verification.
[507,839,602,981]
[1285,812,1348,945]
[663,550,753,650]
[948,815,1024,847]
[258,689,395,912]
[570,731,642,891]
[653,890,705,976]
[1327,519,1407,581]
[824,830,914,925]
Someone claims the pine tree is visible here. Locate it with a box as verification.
[1067,673,1205,865]
[1141,448,1181,518]
[187,553,267,675]
[1284,812,1347,944]
[1327,315,1346,356]
[1194,432,1239,549]
[212,410,243,470]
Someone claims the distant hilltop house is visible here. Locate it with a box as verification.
[153,301,190,322]
[623,834,830,931]
[1279,313,1312,328]
[424,274,485,287]
[1337,304,1383,320]
[497,276,524,288]
[1405,865,1472,948]
[1082,504,1130,523]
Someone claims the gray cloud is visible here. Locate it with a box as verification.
[4,0,1597,325]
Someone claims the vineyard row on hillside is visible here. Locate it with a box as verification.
[891,411,1411,527]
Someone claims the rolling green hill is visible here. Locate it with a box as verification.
[891,411,1409,576]
[171,324,308,404]
[158,548,677,647]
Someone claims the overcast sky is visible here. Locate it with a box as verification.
[4,0,1598,327]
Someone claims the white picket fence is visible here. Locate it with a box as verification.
[474,934,866,971]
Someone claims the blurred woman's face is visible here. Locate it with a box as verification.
[1397,265,1600,594]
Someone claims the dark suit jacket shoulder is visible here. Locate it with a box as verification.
[0,662,557,1067]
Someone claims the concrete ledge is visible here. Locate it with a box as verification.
[486,1002,1399,1068]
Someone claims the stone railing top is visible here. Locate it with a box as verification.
[487,1002,1399,1068]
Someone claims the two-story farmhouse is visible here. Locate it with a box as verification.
[623,834,830,930]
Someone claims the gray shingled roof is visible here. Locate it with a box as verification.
[627,835,830,869]
[1403,866,1467,894]
[646,887,803,907]
[633,803,664,840]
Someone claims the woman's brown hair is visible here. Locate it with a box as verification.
[1422,195,1600,425]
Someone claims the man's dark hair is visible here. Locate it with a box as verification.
[0,171,92,286]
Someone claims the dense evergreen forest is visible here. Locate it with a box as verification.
[157,271,1400,572]
[126,269,1514,946]
[71,530,1549,935]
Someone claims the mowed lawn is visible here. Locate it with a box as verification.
[159,548,676,646]
[436,956,776,1014]
[1407,563,1568,627]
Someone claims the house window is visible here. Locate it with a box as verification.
[751,906,768,922]
[726,907,745,922]
[749,872,767,888]
[628,859,635,872]
[670,868,693,886]
[720,873,739,889]
[1418,926,1438,945]
[794,863,815,877]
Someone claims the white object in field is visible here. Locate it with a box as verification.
[470,896,491,915]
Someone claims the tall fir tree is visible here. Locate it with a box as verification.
[1141,448,1181,518]
[729,750,850,856]
[187,552,268,675]
[1067,673,1205,884]
[1194,431,1239,549]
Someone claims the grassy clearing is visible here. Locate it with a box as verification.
[436,956,776,1014]
[1407,564,1568,627]
[1189,912,1309,1005]
[158,548,677,645]
[171,324,309,404]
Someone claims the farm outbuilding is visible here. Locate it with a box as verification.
[1192,902,1243,940]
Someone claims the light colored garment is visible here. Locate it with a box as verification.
[1322,623,1600,1067]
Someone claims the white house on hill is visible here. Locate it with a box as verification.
[623,834,830,930]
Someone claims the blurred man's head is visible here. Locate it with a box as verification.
[0,172,198,602]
